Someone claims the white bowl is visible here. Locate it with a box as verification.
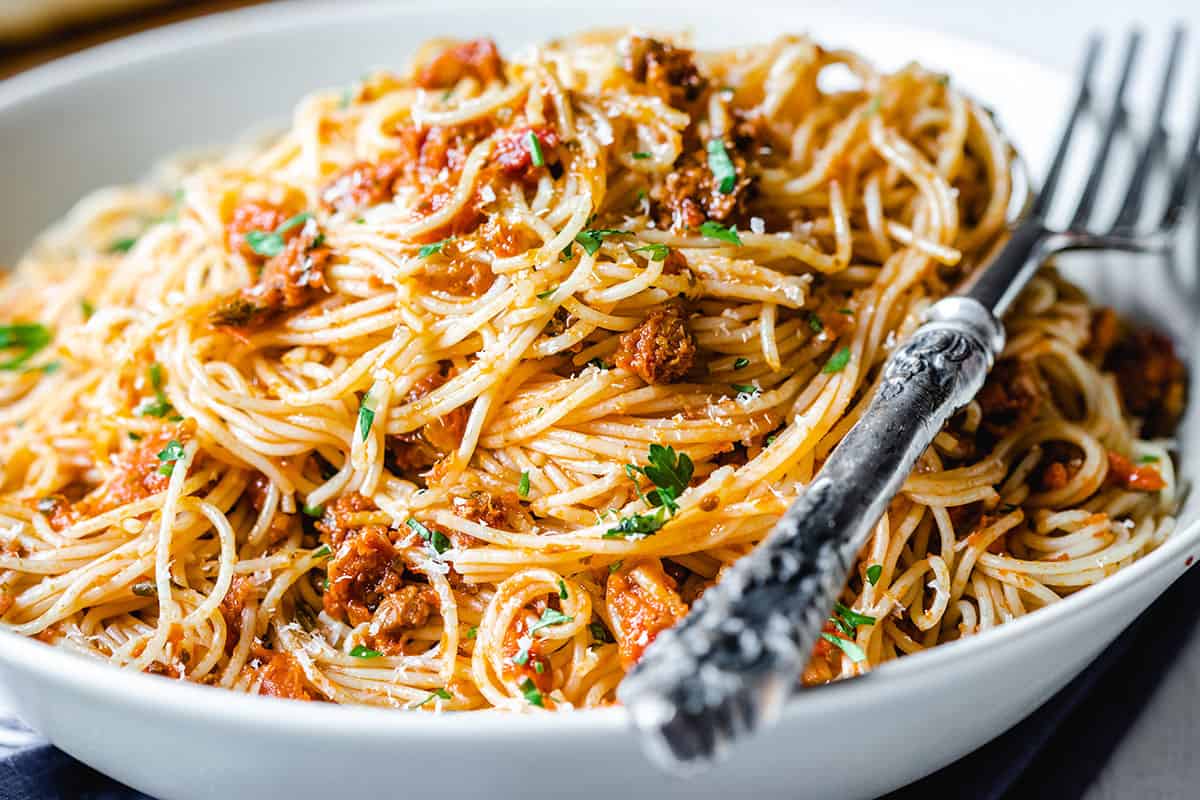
[0,4,1196,799]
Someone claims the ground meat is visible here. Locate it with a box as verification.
[977,359,1042,437]
[661,249,690,275]
[650,142,753,231]
[384,364,471,476]
[1040,461,1069,491]
[622,36,708,108]
[226,201,289,260]
[367,584,439,654]
[1085,307,1121,364]
[419,247,495,296]
[320,159,404,215]
[492,125,559,179]
[416,38,505,89]
[605,559,688,669]
[476,216,539,258]
[453,490,521,530]
[613,299,696,383]
[253,646,315,701]
[210,217,331,330]
[323,526,401,626]
[1037,442,1084,492]
[803,620,844,685]
[315,492,380,548]
[1105,451,1166,492]
[33,494,82,531]
[219,575,256,654]
[1103,326,1187,439]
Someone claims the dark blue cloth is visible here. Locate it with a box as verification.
[2,564,1197,800]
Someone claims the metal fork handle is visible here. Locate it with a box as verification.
[618,295,1005,769]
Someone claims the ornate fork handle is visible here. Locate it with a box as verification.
[618,296,1005,769]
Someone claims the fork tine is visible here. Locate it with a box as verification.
[1069,30,1143,228]
[1033,35,1102,217]
[1112,26,1185,230]
[1159,66,1200,231]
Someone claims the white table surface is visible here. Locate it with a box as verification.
[1,1,1198,797]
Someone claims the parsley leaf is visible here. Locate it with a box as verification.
[519,677,544,707]
[418,238,449,258]
[0,323,52,371]
[706,139,737,194]
[732,383,759,395]
[822,346,852,374]
[349,645,382,659]
[603,506,670,538]
[574,229,631,256]
[866,564,883,586]
[246,212,312,257]
[631,151,652,160]
[80,299,95,319]
[557,578,568,600]
[107,237,137,254]
[733,357,750,370]
[313,544,332,558]
[536,287,557,300]
[528,608,574,635]
[807,312,824,333]
[302,504,325,518]
[518,471,531,498]
[699,220,742,245]
[820,631,867,663]
[418,688,452,706]
[407,517,450,554]
[632,444,694,512]
[466,626,478,639]
[631,243,670,261]
[1138,455,1161,464]
[527,131,545,167]
[357,389,378,441]
[156,439,186,476]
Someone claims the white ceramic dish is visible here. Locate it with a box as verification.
[0,4,1196,799]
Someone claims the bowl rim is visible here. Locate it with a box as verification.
[0,0,1196,738]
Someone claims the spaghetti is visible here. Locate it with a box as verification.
[0,31,1185,711]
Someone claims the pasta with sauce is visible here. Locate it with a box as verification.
[0,30,1186,710]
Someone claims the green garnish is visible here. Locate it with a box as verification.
[706,139,737,194]
[731,383,759,395]
[631,151,652,160]
[589,622,613,643]
[349,645,382,659]
[733,357,750,370]
[418,688,452,706]
[559,245,574,262]
[357,390,377,441]
[467,626,478,639]
[574,229,631,256]
[557,578,568,600]
[534,661,545,674]
[107,237,137,254]
[837,308,854,315]
[156,439,186,476]
[822,346,851,374]
[608,560,623,573]
[527,131,545,167]
[0,323,52,371]
[80,299,95,319]
[302,504,325,518]
[518,471,531,498]
[631,243,670,261]
[1138,455,1161,464]
[245,212,313,258]
[807,312,824,333]
[135,363,174,418]
[407,517,450,554]
[586,358,611,370]
[628,444,694,514]
[832,602,876,635]
[528,608,574,635]
[866,564,882,586]
[698,220,742,245]
[536,287,557,300]
[519,678,544,707]
[418,238,449,258]
[820,631,867,663]
[128,432,143,441]
[313,544,332,558]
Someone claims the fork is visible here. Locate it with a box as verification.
[618,27,1200,771]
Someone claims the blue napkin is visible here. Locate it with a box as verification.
[2,562,1196,800]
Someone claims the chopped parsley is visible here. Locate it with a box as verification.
[589,622,613,643]
[698,220,742,245]
[418,238,449,258]
[466,625,478,639]
[301,503,325,518]
[135,363,175,417]
[631,151,652,160]
[820,631,867,663]
[127,432,143,441]
[606,444,694,538]
[631,243,670,261]
[0,323,52,371]
[418,688,452,706]
[519,677,544,707]
[245,212,313,258]
[107,237,138,254]
[837,308,854,315]
[586,357,612,370]
[407,517,451,554]
[608,560,623,573]
[527,131,546,167]
[731,383,759,395]
[518,471,531,498]
[574,228,631,256]
[822,346,852,374]
[733,357,750,370]
[1138,455,1161,464]
[866,564,883,586]
[357,389,378,441]
[831,602,876,637]
[313,544,332,558]
[706,139,737,194]
[80,299,95,319]
[528,608,574,635]
[559,245,574,262]
[603,507,669,539]
[557,578,568,600]
[807,312,824,333]
[349,645,382,659]
[536,286,557,300]
[155,439,186,476]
